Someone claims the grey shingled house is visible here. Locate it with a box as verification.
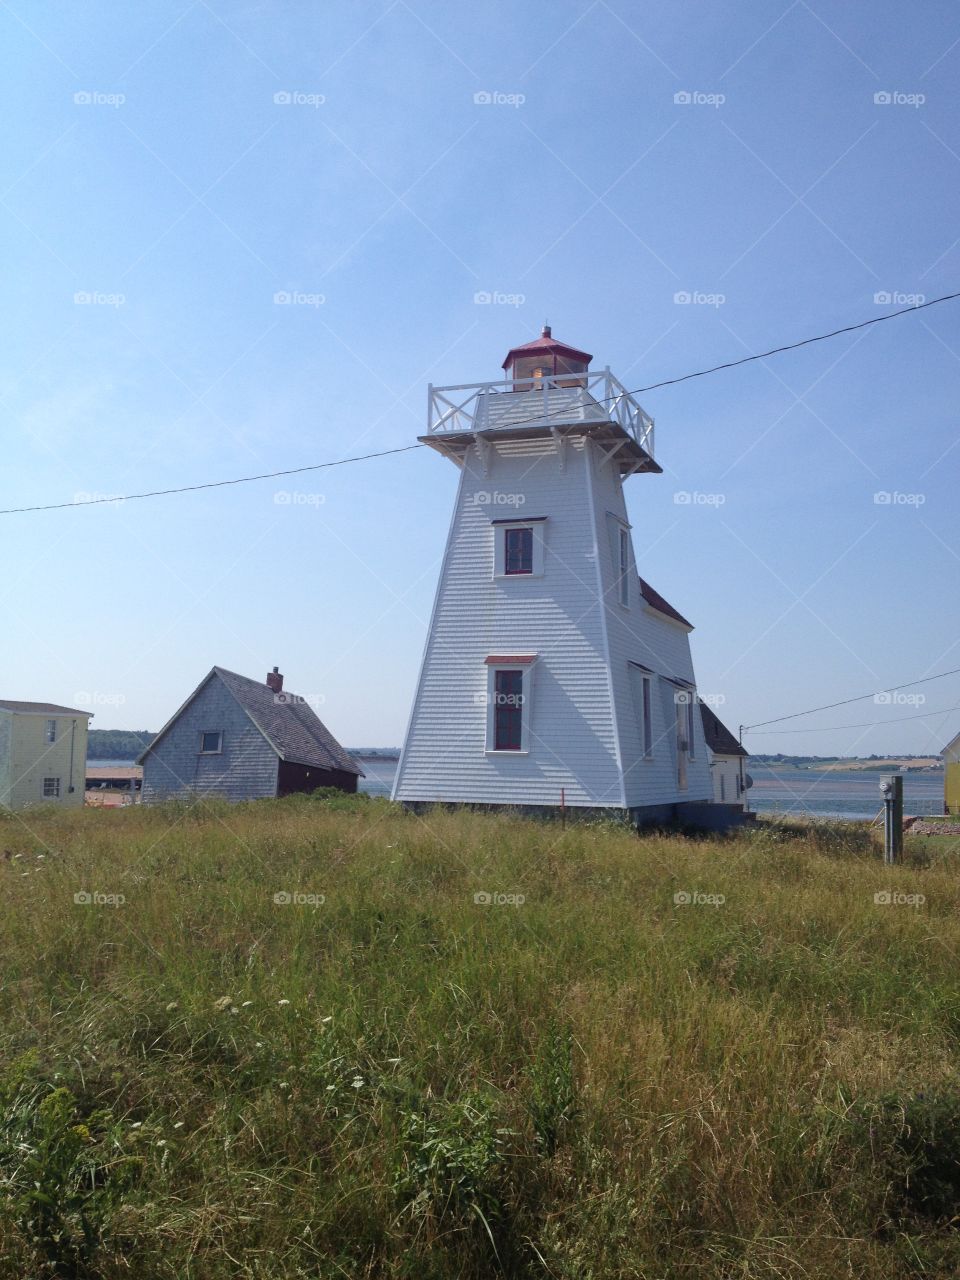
[138,667,363,803]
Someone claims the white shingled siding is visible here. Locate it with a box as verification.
[587,452,713,807]
[710,754,743,805]
[394,436,622,806]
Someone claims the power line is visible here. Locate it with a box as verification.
[0,444,425,515]
[464,288,960,431]
[743,666,960,730]
[745,701,960,735]
[4,289,958,516]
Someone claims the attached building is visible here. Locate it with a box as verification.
[699,702,749,806]
[0,700,91,810]
[944,729,960,815]
[138,666,363,803]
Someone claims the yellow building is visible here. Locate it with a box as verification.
[0,701,91,811]
[945,730,960,816]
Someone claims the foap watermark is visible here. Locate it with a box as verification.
[274,290,325,307]
[674,90,725,108]
[674,490,726,506]
[874,690,925,707]
[874,91,925,108]
[698,692,727,707]
[74,691,126,708]
[473,891,525,906]
[274,691,325,709]
[273,890,325,906]
[473,290,525,307]
[74,291,125,308]
[473,491,525,507]
[473,90,525,108]
[72,491,126,506]
[474,689,525,708]
[273,90,325,107]
[674,890,725,907]
[274,490,325,507]
[674,290,725,307]
[874,290,925,306]
[74,890,125,907]
[74,90,125,108]
[874,890,925,908]
[874,490,925,506]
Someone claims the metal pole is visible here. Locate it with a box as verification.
[880,774,903,864]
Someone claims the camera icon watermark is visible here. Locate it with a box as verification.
[673,490,726,506]
[473,290,526,307]
[273,691,325,709]
[273,290,325,307]
[472,490,525,507]
[273,90,325,107]
[74,890,125,907]
[873,91,925,108]
[673,890,725,907]
[874,291,925,306]
[74,291,125,308]
[73,691,127,707]
[273,890,325,906]
[673,290,726,307]
[873,491,925,506]
[873,890,925,907]
[74,90,125,108]
[473,91,525,108]
[673,90,725,108]
[273,490,325,506]
[874,691,925,707]
[473,890,526,905]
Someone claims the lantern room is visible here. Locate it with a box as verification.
[502,325,591,390]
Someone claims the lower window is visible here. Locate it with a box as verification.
[43,777,60,798]
[493,670,524,750]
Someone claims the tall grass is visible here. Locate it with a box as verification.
[1,794,960,1277]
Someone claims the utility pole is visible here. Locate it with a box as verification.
[880,774,903,864]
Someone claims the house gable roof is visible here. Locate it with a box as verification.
[637,577,693,630]
[699,702,748,758]
[137,668,363,776]
[0,700,91,716]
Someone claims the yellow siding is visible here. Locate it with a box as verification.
[946,762,960,816]
[0,712,89,810]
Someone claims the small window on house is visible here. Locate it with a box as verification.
[641,674,652,757]
[43,776,60,798]
[504,527,533,575]
[45,719,57,743]
[618,527,630,606]
[686,696,696,759]
[199,731,223,754]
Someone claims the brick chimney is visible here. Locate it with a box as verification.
[266,666,283,694]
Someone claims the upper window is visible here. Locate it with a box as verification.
[504,526,533,575]
[493,520,545,578]
[45,719,57,743]
[199,731,223,754]
[43,776,60,798]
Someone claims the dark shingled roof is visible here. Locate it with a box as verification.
[0,700,90,716]
[637,577,693,629]
[699,702,748,758]
[213,668,363,776]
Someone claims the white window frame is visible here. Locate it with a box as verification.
[493,520,545,579]
[45,719,57,743]
[43,776,60,798]
[618,526,630,607]
[199,730,223,755]
[484,660,534,754]
[629,663,655,760]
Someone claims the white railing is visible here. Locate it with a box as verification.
[427,367,655,459]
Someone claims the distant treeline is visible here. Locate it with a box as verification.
[87,729,154,759]
[751,753,938,766]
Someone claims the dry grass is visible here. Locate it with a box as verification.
[1,794,960,1277]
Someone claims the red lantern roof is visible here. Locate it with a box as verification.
[501,325,592,371]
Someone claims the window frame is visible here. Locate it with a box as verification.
[484,658,534,755]
[199,730,223,755]
[43,776,60,798]
[45,719,57,744]
[618,526,630,607]
[492,519,545,579]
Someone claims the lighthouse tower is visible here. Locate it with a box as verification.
[392,327,713,822]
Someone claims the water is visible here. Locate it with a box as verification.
[359,757,945,821]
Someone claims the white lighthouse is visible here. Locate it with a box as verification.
[393,327,719,824]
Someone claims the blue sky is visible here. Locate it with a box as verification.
[2,0,959,756]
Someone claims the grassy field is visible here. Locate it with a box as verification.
[2,795,960,1279]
